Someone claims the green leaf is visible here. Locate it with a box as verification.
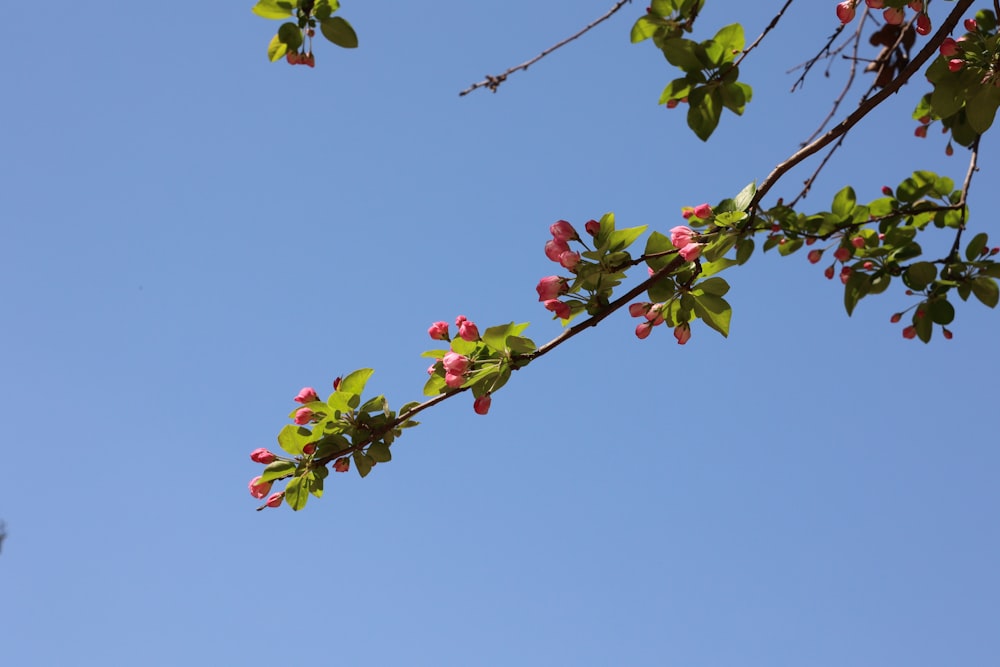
[928,298,955,324]
[277,22,303,50]
[309,467,327,498]
[914,308,933,343]
[659,78,692,104]
[320,16,358,48]
[252,0,297,20]
[733,182,755,212]
[277,424,314,455]
[631,16,661,43]
[313,0,339,20]
[607,225,648,252]
[711,23,744,58]
[690,293,731,337]
[694,277,730,296]
[482,322,529,353]
[353,450,374,478]
[260,460,296,483]
[367,442,392,463]
[966,232,988,261]
[423,372,446,396]
[831,186,856,218]
[651,0,677,14]
[661,38,704,71]
[905,262,937,290]
[965,85,1000,134]
[686,87,722,141]
[843,270,872,316]
[339,368,374,398]
[506,335,536,355]
[285,476,309,511]
[971,276,999,307]
[267,34,288,62]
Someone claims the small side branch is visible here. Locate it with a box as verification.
[734,0,796,68]
[946,136,981,259]
[459,0,632,96]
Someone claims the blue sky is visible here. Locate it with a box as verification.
[2,1,998,665]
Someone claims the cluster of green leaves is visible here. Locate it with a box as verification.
[252,0,357,62]
[554,213,649,320]
[914,9,1000,146]
[423,323,537,400]
[262,369,418,510]
[757,171,999,341]
[631,1,751,140]
[636,184,757,338]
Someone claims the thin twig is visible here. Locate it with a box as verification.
[459,0,632,96]
[733,0,796,69]
[788,25,847,92]
[945,136,981,259]
[751,0,975,212]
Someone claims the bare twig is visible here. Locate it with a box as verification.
[734,0,796,69]
[751,0,975,212]
[459,0,632,96]
[788,25,847,92]
[945,136,981,259]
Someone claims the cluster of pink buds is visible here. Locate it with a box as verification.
[670,222,704,262]
[536,275,572,319]
[544,220,582,271]
[837,1,932,34]
[427,315,480,343]
[629,301,692,344]
[426,316,491,413]
[247,446,287,509]
[286,50,316,67]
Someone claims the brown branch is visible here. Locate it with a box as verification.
[751,0,975,212]
[459,0,632,96]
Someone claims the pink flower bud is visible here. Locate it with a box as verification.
[990,247,1000,256]
[628,302,650,317]
[293,407,314,425]
[908,1,922,10]
[902,326,917,339]
[302,443,316,455]
[558,250,581,270]
[824,265,835,280]
[445,372,464,389]
[670,225,695,249]
[866,0,884,8]
[266,491,285,508]
[679,243,702,261]
[834,247,851,262]
[442,351,470,375]
[915,125,928,138]
[964,18,977,31]
[881,185,893,196]
[940,38,959,57]
[863,261,874,270]
[427,321,450,340]
[692,203,713,219]
[836,1,856,24]
[294,387,318,404]
[250,448,277,464]
[673,323,691,345]
[681,207,695,219]
[840,266,852,284]
[473,394,492,415]
[943,328,953,340]
[549,220,578,242]
[249,476,272,499]
[808,249,823,264]
[333,457,350,473]
[851,236,865,249]
[635,322,653,339]
[332,377,342,391]
[915,13,931,35]
[545,238,571,263]
[455,315,467,326]
[948,59,964,72]
[536,276,569,301]
[544,299,572,320]
[644,307,664,326]
[458,320,480,341]
[890,313,902,323]
[585,219,601,236]
[427,364,437,376]
[884,7,904,24]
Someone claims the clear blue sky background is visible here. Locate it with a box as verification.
[2,1,998,665]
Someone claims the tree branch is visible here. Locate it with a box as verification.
[459,0,632,96]
[751,0,975,211]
